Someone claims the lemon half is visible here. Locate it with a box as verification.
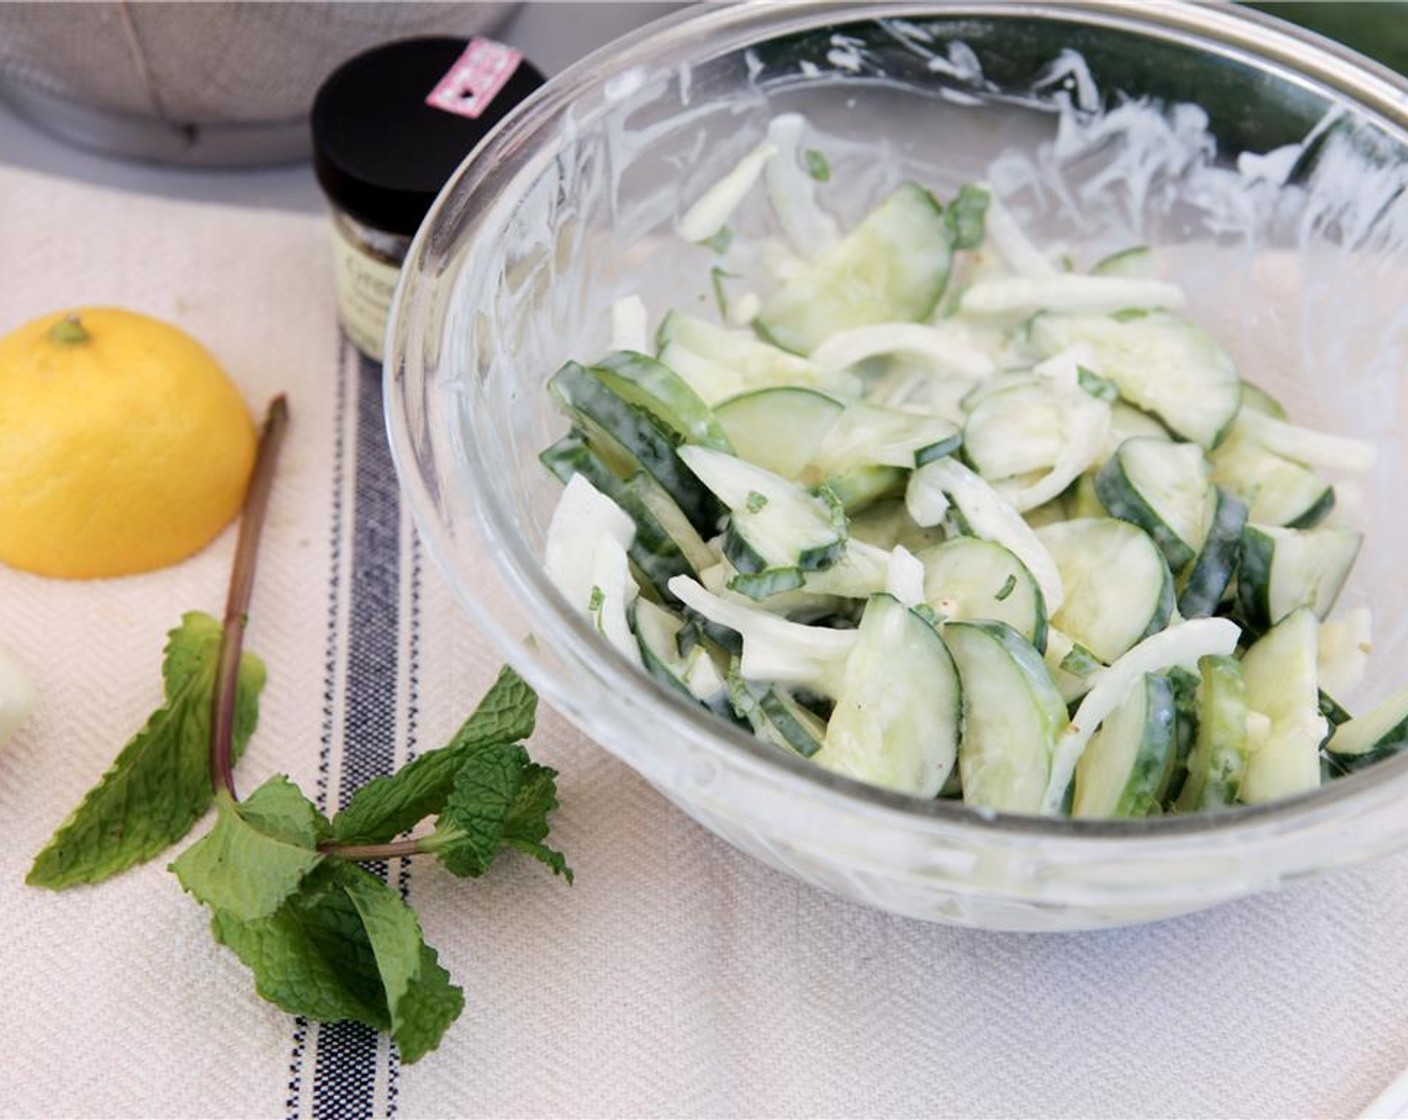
[0,307,256,579]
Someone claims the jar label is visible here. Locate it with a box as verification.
[330,222,401,361]
[424,38,523,120]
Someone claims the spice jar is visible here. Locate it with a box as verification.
[311,37,545,361]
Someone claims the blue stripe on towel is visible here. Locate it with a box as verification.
[289,342,409,1120]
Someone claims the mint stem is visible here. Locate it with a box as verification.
[320,837,426,861]
[211,395,289,801]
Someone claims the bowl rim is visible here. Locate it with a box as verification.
[387,0,1408,849]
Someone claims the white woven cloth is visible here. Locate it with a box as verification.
[4,163,1408,1120]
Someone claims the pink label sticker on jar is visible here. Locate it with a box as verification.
[425,38,523,120]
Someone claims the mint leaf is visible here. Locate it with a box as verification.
[209,860,464,1063]
[428,742,571,883]
[502,762,573,883]
[27,612,266,889]
[945,183,990,251]
[331,667,537,845]
[342,867,465,1064]
[171,777,326,921]
[210,861,390,1028]
[803,148,831,182]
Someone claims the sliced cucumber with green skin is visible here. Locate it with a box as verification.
[1210,425,1335,529]
[1320,689,1353,729]
[678,445,847,574]
[1094,437,1215,574]
[1239,380,1289,420]
[1235,523,1363,633]
[1036,518,1174,663]
[1173,655,1249,811]
[963,381,1069,480]
[1160,665,1201,807]
[943,620,1067,813]
[1176,488,1249,619]
[548,360,720,533]
[1027,310,1241,449]
[918,537,1048,652]
[728,672,828,758]
[821,465,907,513]
[1090,245,1155,278]
[1239,606,1326,804]
[714,386,843,480]
[591,350,733,452]
[756,182,953,355]
[1073,673,1176,819]
[814,594,961,798]
[968,380,1064,481]
[540,433,700,600]
[814,402,960,474]
[907,458,1065,614]
[632,597,730,713]
[1094,401,1171,469]
[1323,683,1408,774]
[656,313,844,404]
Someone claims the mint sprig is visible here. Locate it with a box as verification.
[26,396,569,1064]
[26,611,266,889]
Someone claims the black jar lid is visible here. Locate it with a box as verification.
[311,37,545,237]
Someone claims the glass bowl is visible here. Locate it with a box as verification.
[386,1,1408,931]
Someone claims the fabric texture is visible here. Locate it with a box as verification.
[2,163,1408,1120]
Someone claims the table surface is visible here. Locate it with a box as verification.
[6,6,1408,1119]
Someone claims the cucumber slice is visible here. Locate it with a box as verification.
[1090,245,1155,278]
[1176,488,1249,619]
[658,312,831,388]
[540,433,702,600]
[918,537,1047,652]
[1239,606,1326,804]
[821,465,907,513]
[1027,310,1241,449]
[714,386,844,480]
[1036,518,1174,663]
[1210,424,1335,529]
[1239,380,1289,420]
[1042,617,1242,813]
[1094,437,1216,573]
[1175,654,1249,811]
[814,402,960,474]
[1073,673,1176,819]
[677,446,846,574]
[591,350,733,452]
[943,620,1067,813]
[907,458,1065,613]
[963,381,1069,480]
[1235,524,1363,632]
[1094,401,1171,468]
[756,182,953,355]
[728,672,828,758]
[632,598,730,712]
[1160,665,1201,807]
[548,360,720,533]
[816,594,961,797]
[1323,683,1408,774]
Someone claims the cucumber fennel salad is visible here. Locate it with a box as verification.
[535,112,1404,819]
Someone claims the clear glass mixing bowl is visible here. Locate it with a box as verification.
[386,1,1408,931]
